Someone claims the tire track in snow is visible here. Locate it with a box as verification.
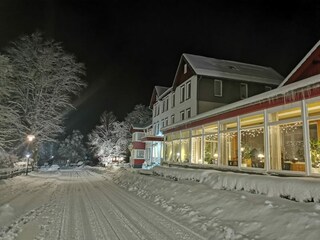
[85,170,206,240]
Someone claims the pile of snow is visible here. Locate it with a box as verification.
[152,166,320,202]
[114,167,320,240]
[39,164,60,172]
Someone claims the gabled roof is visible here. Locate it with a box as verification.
[279,40,320,87]
[149,85,170,108]
[181,53,284,85]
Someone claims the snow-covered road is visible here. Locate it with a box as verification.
[0,169,205,240]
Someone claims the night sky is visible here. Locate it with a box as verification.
[1,0,320,135]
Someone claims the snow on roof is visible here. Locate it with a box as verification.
[183,53,284,85]
[279,39,320,87]
[155,86,169,97]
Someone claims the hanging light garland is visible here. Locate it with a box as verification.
[241,128,264,138]
[280,122,302,133]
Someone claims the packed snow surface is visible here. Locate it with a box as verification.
[0,168,204,240]
[1,166,320,240]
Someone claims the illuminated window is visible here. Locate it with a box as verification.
[204,123,218,165]
[240,114,264,168]
[268,106,304,172]
[307,101,320,174]
[220,120,238,166]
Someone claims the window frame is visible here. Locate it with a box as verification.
[186,81,191,100]
[186,108,191,119]
[180,110,185,121]
[180,85,185,102]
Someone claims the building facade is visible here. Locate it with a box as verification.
[162,41,320,176]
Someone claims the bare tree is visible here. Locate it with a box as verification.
[4,32,86,149]
[0,54,21,152]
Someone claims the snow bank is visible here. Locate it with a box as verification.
[152,166,320,202]
[114,167,320,240]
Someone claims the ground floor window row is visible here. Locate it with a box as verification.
[164,99,320,175]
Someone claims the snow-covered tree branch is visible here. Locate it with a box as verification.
[1,32,87,150]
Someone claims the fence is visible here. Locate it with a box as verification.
[0,168,27,180]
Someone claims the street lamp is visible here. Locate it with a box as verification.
[26,134,35,176]
[26,153,31,175]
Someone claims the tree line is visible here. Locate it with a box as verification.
[0,32,151,168]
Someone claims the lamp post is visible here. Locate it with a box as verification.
[26,153,31,175]
[26,134,35,176]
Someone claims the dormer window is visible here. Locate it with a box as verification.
[240,83,248,99]
[214,80,222,97]
[184,63,188,74]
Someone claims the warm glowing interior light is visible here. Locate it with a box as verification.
[241,147,245,152]
[213,153,218,158]
[277,109,301,117]
[258,154,264,158]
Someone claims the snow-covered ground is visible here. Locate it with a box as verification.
[0,168,204,240]
[114,166,320,240]
[1,166,320,240]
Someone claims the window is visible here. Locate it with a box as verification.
[186,81,191,99]
[214,80,222,97]
[184,63,188,74]
[240,83,248,99]
[265,86,272,91]
[191,128,202,164]
[161,119,164,128]
[171,114,175,124]
[240,114,265,168]
[136,150,145,159]
[204,124,218,165]
[165,117,168,126]
[186,108,191,118]
[172,93,175,107]
[180,111,185,121]
[166,97,169,110]
[268,107,304,172]
[133,132,144,141]
[180,85,185,102]
[220,120,238,166]
[162,101,165,113]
